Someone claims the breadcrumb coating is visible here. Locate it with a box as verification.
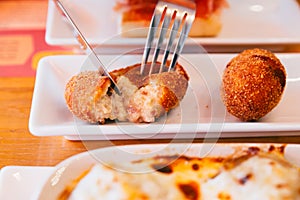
[65,62,189,123]
[221,48,286,121]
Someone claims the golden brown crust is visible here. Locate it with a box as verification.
[64,71,111,123]
[64,75,77,112]
[221,48,286,121]
[159,86,179,111]
[65,61,189,123]
[109,64,137,83]
[111,63,149,88]
[122,62,189,122]
[110,61,189,88]
[145,70,188,111]
[158,71,189,101]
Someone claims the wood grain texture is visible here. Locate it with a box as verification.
[0,77,300,168]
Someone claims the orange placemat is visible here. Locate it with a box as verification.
[0,29,73,77]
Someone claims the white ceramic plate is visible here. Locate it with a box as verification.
[37,143,300,200]
[45,0,300,52]
[28,53,300,140]
[0,166,55,200]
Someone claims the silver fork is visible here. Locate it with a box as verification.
[140,0,196,75]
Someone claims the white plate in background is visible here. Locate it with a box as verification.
[28,53,300,140]
[0,166,55,200]
[37,143,300,200]
[1,144,300,199]
[0,143,300,200]
[45,0,300,52]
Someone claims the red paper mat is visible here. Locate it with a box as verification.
[0,29,73,77]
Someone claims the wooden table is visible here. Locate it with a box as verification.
[1,77,300,168]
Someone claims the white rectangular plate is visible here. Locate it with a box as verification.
[45,0,300,52]
[29,53,300,140]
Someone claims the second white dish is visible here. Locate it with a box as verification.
[45,0,300,52]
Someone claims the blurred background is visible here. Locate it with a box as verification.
[0,0,72,77]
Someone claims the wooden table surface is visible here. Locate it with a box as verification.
[1,76,300,169]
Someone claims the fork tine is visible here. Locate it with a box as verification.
[141,0,196,75]
[140,7,163,75]
[169,13,195,71]
[148,7,172,75]
[159,10,183,73]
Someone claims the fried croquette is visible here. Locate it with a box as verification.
[65,62,189,123]
[221,48,286,121]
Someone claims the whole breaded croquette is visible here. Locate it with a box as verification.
[221,48,286,121]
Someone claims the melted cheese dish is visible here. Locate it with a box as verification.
[59,145,300,200]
